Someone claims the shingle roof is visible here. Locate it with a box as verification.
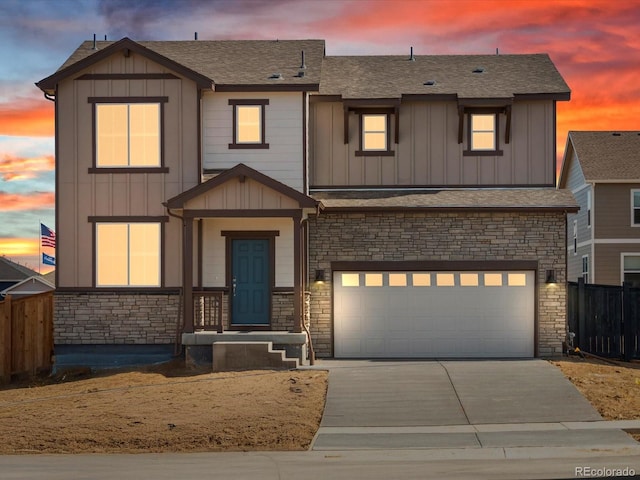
[0,257,39,281]
[40,39,569,101]
[319,54,570,99]
[55,39,325,87]
[313,188,577,211]
[568,131,640,182]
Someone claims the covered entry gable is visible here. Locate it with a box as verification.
[165,163,319,335]
[165,163,319,212]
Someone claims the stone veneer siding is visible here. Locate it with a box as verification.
[56,290,302,344]
[54,292,180,344]
[307,211,567,357]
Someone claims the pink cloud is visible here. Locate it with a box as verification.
[0,154,54,181]
[0,192,55,211]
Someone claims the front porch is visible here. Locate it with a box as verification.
[165,164,320,370]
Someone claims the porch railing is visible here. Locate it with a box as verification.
[193,290,224,333]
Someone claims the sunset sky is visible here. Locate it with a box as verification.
[1,0,639,272]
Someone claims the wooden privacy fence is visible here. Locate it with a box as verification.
[0,292,54,384]
[567,278,640,361]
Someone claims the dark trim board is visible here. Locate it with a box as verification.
[331,260,539,272]
[77,73,179,80]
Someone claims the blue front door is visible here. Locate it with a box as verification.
[231,239,270,326]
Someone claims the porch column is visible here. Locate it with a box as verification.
[183,215,194,333]
[293,212,302,333]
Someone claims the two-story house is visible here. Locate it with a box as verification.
[36,38,576,367]
[558,131,640,286]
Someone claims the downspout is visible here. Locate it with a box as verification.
[166,205,185,356]
[43,92,55,102]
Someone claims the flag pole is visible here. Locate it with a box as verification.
[38,220,41,274]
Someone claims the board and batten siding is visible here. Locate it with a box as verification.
[201,92,305,192]
[201,218,294,288]
[56,52,199,288]
[309,100,555,187]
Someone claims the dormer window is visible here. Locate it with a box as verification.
[470,114,497,151]
[462,108,505,156]
[362,114,387,151]
[354,110,396,157]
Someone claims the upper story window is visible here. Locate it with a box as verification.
[95,222,161,287]
[228,99,269,149]
[632,190,640,226]
[573,220,578,255]
[587,190,592,228]
[461,108,506,156]
[582,255,589,283]
[470,114,496,151]
[623,254,640,287]
[89,97,168,173]
[355,111,395,157]
[362,114,387,150]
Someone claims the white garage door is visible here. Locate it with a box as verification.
[334,270,535,358]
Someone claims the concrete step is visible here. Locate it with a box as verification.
[212,341,299,372]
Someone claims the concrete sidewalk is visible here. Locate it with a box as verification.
[308,359,640,452]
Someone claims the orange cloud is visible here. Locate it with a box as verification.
[0,192,55,211]
[0,154,55,181]
[0,98,54,137]
[0,238,39,256]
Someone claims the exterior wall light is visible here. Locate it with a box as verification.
[314,269,326,283]
[545,269,557,284]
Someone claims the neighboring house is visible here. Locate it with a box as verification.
[1,275,54,299]
[558,131,640,287]
[0,257,39,293]
[36,37,576,365]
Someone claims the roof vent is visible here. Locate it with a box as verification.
[269,73,283,80]
[612,132,621,136]
[409,46,415,62]
[424,80,436,86]
[92,33,97,50]
[300,50,306,69]
[472,67,485,73]
[194,32,198,40]
[295,70,305,78]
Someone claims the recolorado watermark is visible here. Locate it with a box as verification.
[575,466,636,477]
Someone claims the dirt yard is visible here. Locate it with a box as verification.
[551,357,640,442]
[0,362,327,454]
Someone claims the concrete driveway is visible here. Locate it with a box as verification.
[310,359,639,452]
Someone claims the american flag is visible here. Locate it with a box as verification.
[41,223,56,248]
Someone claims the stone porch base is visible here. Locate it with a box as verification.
[182,331,308,368]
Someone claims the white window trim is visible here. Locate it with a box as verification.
[620,252,640,285]
[581,254,589,284]
[631,189,640,227]
[586,190,592,229]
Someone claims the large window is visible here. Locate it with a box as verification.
[632,190,640,226]
[623,255,640,287]
[96,223,161,287]
[96,103,160,167]
[228,99,269,149]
